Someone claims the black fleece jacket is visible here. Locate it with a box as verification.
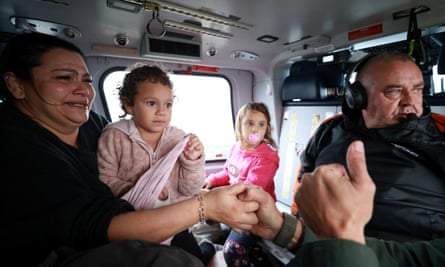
[301,102,445,242]
[0,102,134,266]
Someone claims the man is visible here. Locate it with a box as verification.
[291,52,445,242]
[247,141,445,266]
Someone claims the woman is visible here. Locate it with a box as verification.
[0,32,259,267]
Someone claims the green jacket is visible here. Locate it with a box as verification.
[290,226,445,266]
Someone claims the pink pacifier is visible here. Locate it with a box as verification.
[248,133,261,144]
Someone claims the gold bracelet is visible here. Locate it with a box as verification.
[196,193,205,223]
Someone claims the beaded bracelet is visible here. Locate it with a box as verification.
[196,193,205,223]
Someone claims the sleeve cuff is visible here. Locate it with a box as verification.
[273,213,297,247]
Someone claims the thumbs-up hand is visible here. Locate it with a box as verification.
[295,141,376,244]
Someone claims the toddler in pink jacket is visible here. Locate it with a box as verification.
[203,102,279,267]
[97,63,214,265]
[98,63,205,210]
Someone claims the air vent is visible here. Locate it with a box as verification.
[141,33,201,61]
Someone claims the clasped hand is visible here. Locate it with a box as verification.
[207,141,377,247]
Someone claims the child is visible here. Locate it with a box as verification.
[97,63,214,265]
[203,102,279,267]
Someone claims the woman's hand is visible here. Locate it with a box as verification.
[202,183,260,231]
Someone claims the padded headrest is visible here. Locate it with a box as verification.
[318,63,345,88]
[281,71,326,102]
[282,60,347,103]
[289,60,317,76]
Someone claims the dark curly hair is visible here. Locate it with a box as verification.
[118,63,173,118]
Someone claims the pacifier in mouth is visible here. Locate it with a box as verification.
[248,133,261,143]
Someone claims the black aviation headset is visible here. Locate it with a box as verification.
[343,52,442,129]
[343,53,377,110]
[344,51,427,111]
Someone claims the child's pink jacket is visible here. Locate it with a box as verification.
[206,141,279,200]
[97,119,205,205]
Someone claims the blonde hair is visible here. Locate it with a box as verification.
[235,102,278,149]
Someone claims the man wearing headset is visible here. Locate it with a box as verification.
[291,51,445,242]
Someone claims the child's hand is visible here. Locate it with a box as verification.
[158,187,169,201]
[202,179,212,189]
[183,134,203,160]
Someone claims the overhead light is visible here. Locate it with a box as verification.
[164,19,233,39]
[230,50,259,61]
[321,54,335,63]
[257,34,279,43]
[206,47,217,57]
[114,33,130,46]
[10,16,81,39]
[107,0,142,13]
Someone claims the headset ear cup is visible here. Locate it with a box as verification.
[345,81,367,110]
